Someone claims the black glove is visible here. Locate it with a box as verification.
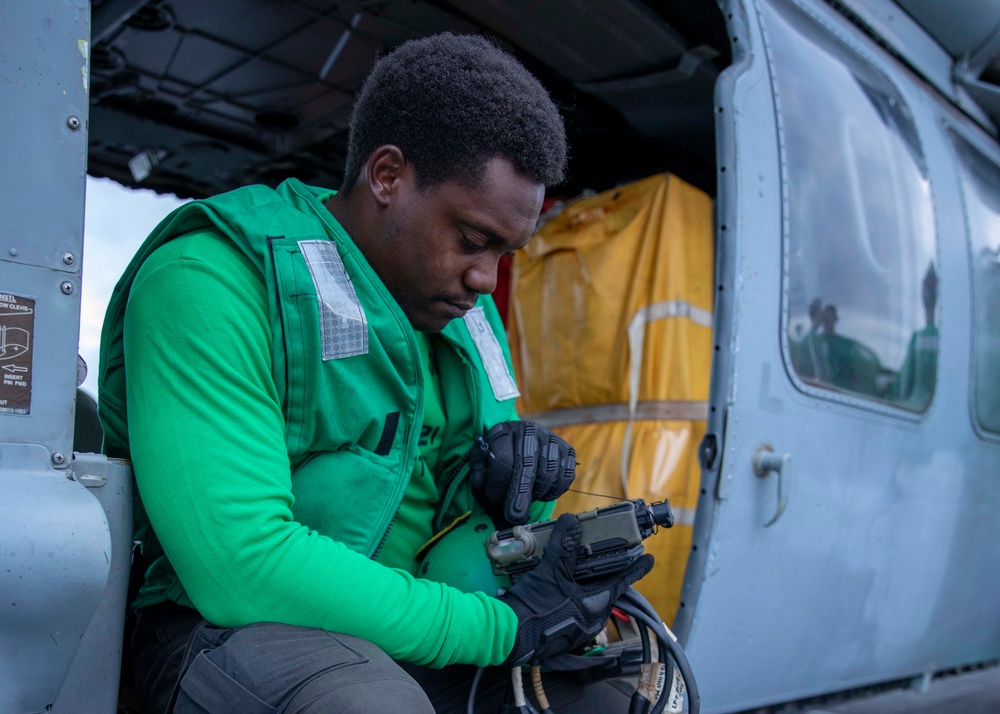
[469,421,576,529]
[498,513,654,667]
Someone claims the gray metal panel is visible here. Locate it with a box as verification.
[682,0,1000,710]
[0,1,89,276]
[0,0,88,457]
[0,445,111,713]
[832,0,994,129]
[673,0,753,647]
[0,3,118,712]
[0,263,84,454]
[50,457,134,714]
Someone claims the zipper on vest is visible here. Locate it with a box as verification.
[372,343,419,561]
[432,452,471,533]
[370,508,399,561]
[430,344,481,533]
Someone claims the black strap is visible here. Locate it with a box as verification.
[374,411,400,456]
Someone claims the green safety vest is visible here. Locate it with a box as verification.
[99,178,521,558]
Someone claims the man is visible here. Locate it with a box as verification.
[100,33,651,713]
[887,263,938,409]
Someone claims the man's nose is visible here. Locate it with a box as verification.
[464,256,499,295]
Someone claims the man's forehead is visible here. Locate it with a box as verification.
[461,189,542,242]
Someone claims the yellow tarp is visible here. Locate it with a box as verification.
[508,173,714,622]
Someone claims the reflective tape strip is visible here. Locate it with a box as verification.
[672,507,697,527]
[625,299,713,443]
[522,400,709,428]
[635,300,713,329]
[464,307,520,401]
[622,300,713,496]
[298,240,368,360]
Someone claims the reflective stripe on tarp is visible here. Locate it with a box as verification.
[523,400,709,427]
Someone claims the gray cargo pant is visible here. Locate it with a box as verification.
[130,602,634,713]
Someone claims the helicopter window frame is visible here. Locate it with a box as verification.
[946,127,1000,437]
[760,0,940,415]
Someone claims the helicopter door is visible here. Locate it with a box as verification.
[679,0,959,710]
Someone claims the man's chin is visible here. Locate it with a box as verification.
[409,314,452,333]
[407,301,470,333]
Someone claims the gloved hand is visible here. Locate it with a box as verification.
[498,513,654,666]
[469,421,576,529]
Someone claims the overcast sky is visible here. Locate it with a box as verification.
[80,177,186,397]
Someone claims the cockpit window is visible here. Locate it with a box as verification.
[762,0,938,411]
[949,131,1000,434]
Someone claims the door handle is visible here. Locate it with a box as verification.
[753,445,791,527]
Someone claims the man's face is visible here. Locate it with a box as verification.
[368,156,544,332]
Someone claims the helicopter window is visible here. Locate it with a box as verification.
[949,132,1000,434]
[762,0,938,411]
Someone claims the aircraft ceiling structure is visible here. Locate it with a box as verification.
[86,0,729,199]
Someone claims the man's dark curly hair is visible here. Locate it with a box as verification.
[341,33,567,191]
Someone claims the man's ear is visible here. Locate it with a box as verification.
[365,145,407,207]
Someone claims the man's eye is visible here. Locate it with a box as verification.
[460,232,486,251]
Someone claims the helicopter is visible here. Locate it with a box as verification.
[2,0,999,712]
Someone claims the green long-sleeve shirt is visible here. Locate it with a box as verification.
[116,227,518,668]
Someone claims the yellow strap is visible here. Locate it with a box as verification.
[413,511,472,562]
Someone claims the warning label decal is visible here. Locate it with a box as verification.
[0,292,35,415]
